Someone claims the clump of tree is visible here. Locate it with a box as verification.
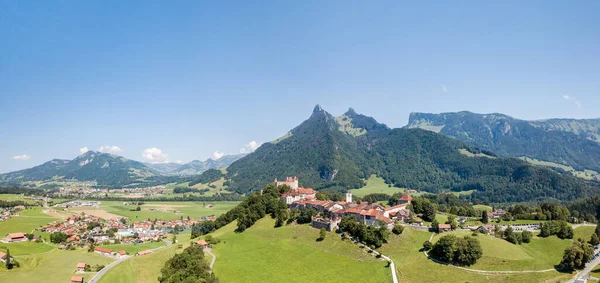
[392,225,404,235]
[158,245,217,283]
[559,238,594,271]
[481,211,489,224]
[508,203,570,221]
[339,215,390,248]
[205,235,220,245]
[429,235,482,266]
[539,220,573,239]
[590,225,600,246]
[50,232,68,244]
[409,197,437,222]
[173,187,209,194]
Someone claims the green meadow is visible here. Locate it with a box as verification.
[101,241,167,254]
[0,249,114,283]
[350,175,405,197]
[379,227,571,283]
[210,218,392,283]
[0,207,60,238]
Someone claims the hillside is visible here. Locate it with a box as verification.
[0,151,159,187]
[406,111,600,175]
[175,154,246,175]
[211,106,600,203]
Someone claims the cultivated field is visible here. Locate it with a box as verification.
[0,207,60,239]
[68,200,240,221]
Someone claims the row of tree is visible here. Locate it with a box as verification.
[338,215,390,248]
[427,234,482,266]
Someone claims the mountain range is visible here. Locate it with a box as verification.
[407,111,600,177]
[0,151,244,187]
[217,106,600,203]
[145,154,246,175]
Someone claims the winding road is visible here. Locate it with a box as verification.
[205,248,216,272]
[88,240,172,283]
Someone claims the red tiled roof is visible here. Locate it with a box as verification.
[94,247,112,253]
[7,232,25,239]
[76,262,86,268]
[438,224,451,229]
[384,203,409,211]
[118,250,127,255]
[400,193,412,201]
[196,240,208,246]
[71,276,84,282]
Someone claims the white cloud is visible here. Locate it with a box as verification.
[562,95,581,109]
[441,84,448,93]
[141,148,169,163]
[98,145,124,154]
[175,160,184,164]
[212,151,225,160]
[79,147,90,154]
[239,140,262,153]
[12,154,31,161]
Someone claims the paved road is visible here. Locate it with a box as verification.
[88,240,172,283]
[566,253,600,283]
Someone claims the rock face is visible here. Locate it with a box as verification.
[407,111,600,173]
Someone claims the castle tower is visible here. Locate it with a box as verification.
[345,191,352,203]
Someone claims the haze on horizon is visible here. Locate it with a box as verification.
[1,1,599,173]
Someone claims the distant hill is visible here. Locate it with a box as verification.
[174,154,246,175]
[0,151,159,187]
[206,105,600,203]
[144,162,183,174]
[406,111,600,175]
[144,154,246,175]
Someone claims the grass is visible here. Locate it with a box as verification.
[520,156,600,181]
[379,227,571,283]
[0,194,39,204]
[69,200,240,221]
[0,241,55,256]
[99,234,193,283]
[350,175,405,197]
[473,205,493,212]
[101,241,167,254]
[574,225,595,241]
[0,249,114,283]
[210,218,391,283]
[431,230,570,271]
[0,207,60,238]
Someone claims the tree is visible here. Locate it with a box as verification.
[521,231,533,243]
[591,233,600,246]
[421,201,437,222]
[447,215,458,230]
[172,235,177,243]
[423,240,433,251]
[159,245,216,282]
[392,225,404,235]
[482,211,489,224]
[318,228,326,241]
[50,232,68,244]
[430,235,482,266]
[431,219,440,233]
[135,206,141,211]
[560,238,593,271]
[4,248,12,269]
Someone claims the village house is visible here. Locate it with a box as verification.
[118,250,127,258]
[0,251,11,263]
[195,239,209,248]
[397,193,413,205]
[71,276,84,283]
[136,249,153,256]
[311,216,340,232]
[477,225,495,234]
[277,177,318,204]
[488,209,507,219]
[2,232,26,243]
[94,247,113,256]
[76,262,87,272]
[438,224,452,232]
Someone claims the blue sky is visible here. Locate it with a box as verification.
[1,1,599,173]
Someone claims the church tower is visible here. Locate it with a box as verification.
[345,191,353,203]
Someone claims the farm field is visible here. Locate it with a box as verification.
[101,241,167,254]
[0,194,39,204]
[210,217,392,283]
[0,207,60,238]
[430,230,571,271]
[573,225,595,240]
[69,200,240,221]
[350,175,405,197]
[99,234,193,283]
[0,249,114,283]
[379,227,571,283]
[0,241,55,256]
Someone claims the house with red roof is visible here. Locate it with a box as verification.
[438,224,452,232]
[71,276,84,283]
[93,247,113,256]
[2,232,26,243]
[76,262,87,272]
